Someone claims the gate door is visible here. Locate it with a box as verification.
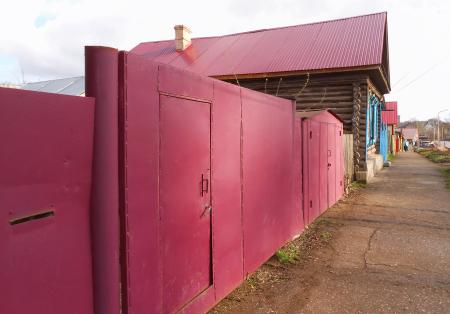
[160,95,212,313]
[327,124,337,207]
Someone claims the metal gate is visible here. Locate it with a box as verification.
[160,95,213,313]
[0,87,95,314]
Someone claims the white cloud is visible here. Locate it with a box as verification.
[1,0,449,120]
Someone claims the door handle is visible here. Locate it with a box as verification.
[201,174,209,196]
[327,163,331,168]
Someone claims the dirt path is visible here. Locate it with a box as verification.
[210,151,450,313]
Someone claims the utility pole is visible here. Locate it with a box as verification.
[437,109,448,148]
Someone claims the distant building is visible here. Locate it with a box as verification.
[441,123,450,141]
[400,128,419,144]
[382,101,399,155]
[21,76,84,96]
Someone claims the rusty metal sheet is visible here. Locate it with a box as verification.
[0,87,95,314]
[241,88,297,275]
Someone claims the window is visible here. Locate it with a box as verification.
[367,93,380,147]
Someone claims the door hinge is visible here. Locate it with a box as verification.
[310,131,312,139]
[310,200,312,208]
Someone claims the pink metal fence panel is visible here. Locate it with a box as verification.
[241,89,298,275]
[319,122,328,213]
[304,120,321,224]
[85,46,121,314]
[327,124,337,206]
[107,51,301,313]
[300,110,344,226]
[294,116,305,232]
[0,87,95,314]
[117,53,162,314]
[211,80,244,300]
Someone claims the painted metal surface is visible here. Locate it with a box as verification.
[85,46,121,314]
[327,124,337,206]
[319,122,328,213]
[294,116,305,233]
[132,12,387,76]
[0,87,95,314]
[116,52,298,313]
[211,80,244,301]
[160,95,212,313]
[382,101,398,125]
[300,111,344,225]
[241,88,298,275]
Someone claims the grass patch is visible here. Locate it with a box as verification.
[442,167,450,189]
[418,149,450,163]
[351,181,367,189]
[275,242,299,264]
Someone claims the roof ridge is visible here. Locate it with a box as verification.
[138,11,387,45]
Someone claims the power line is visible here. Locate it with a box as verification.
[394,53,450,94]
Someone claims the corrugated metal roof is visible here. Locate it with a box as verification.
[382,101,398,125]
[132,12,387,77]
[22,76,84,96]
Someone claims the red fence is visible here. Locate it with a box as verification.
[106,50,302,313]
[0,88,95,314]
[0,46,344,314]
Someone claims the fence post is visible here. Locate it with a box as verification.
[85,46,121,314]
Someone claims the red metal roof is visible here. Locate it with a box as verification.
[131,12,387,78]
[382,101,398,125]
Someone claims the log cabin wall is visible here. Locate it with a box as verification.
[224,71,372,171]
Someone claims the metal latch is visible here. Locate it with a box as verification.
[200,174,209,196]
[202,205,212,217]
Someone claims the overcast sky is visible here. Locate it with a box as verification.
[1,0,449,121]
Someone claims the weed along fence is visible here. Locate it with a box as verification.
[0,46,344,314]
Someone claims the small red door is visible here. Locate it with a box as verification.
[160,95,212,313]
[327,124,336,207]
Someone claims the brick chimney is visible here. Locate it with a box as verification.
[174,25,192,51]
